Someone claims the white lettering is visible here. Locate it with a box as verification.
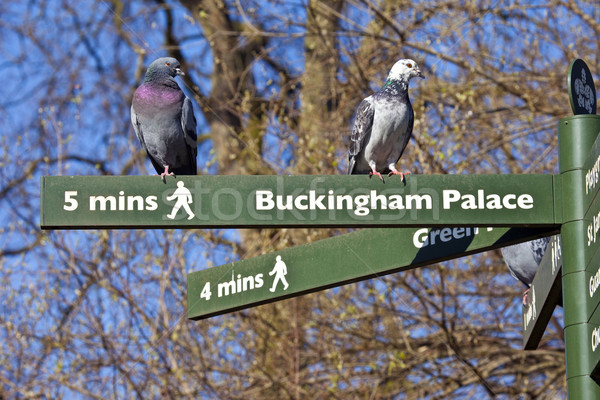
[90,195,115,211]
[442,190,533,211]
[461,194,477,209]
[443,190,461,209]
[309,190,326,210]
[413,228,429,248]
[218,271,265,298]
[406,194,432,209]
[593,326,600,352]
[502,194,517,209]
[256,190,274,210]
[585,153,600,195]
[253,189,535,217]
[370,190,387,210]
[412,227,493,249]
[517,194,534,209]
[587,211,600,247]
[354,195,369,216]
[145,196,158,211]
[590,266,600,298]
[294,195,308,210]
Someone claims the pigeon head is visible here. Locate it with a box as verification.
[386,59,424,82]
[143,57,185,82]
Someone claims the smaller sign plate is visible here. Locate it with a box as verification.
[569,59,597,115]
[522,235,562,350]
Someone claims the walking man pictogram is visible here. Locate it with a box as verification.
[269,255,289,292]
[166,181,195,220]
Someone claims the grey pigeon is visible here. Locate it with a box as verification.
[131,57,197,182]
[348,59,424,182]
[501,237,551,304]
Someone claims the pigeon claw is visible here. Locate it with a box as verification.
[522,288,531,306]
[388,170,411,182]
[160,166,176,183]
[369,170,385,183]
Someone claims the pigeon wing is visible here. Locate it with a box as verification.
[181,97,198,175]
[130,104,143,146]
[131,103,163,174]
[348,98,374,174]
[395,105,414,164]
[530,237,551,265]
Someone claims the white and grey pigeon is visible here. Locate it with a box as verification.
[348,59,424,182]
[501,236,551,304]
[131,57,197,182]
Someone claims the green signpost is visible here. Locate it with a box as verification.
[39,59,600,399]
[41,174,558,229]
[522,235,562,350]
[188,226,556,320]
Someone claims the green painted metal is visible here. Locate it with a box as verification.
[565,322,600,379]
[559,113,600,398]
[40,174,560,229]
[188,227,556,320]
[582,126,600,217]
[522,235,562,350]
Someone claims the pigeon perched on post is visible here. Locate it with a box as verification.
[348,59,424,182]
[131,57,197,182]
[501,237,551,304]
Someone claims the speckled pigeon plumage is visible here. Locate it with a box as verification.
[348,59,424,182]
[131,57,197,182]
[501,237,551,287]
[501,236,552,305]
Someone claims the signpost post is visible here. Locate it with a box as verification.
[559,58,600,398]
[38,59,600,399]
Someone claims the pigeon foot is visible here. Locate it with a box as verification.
[369,170,385,183]
[522,288,531,305]
[160,166,175,183]
[388,170,411,181]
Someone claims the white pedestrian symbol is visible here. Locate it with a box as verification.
[269,255,289,292]
[166,181,195,220]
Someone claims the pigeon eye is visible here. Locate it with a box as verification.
[166,62,171,66]
[406,63,413,68]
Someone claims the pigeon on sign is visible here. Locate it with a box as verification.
[501,237,551,305]
[131,57,197,182]
[348,59,424,182]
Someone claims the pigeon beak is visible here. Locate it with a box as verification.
[175,68,185,76]
[416,69,425,79]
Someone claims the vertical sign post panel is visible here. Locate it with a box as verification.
[560,113,600,399]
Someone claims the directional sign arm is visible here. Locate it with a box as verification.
[41,174,561,229]
[522,235,562,350]
[188,227,558,320]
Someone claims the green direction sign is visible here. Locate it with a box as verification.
[582,127,600,218]
[187,226,557,320]
[568,307,600,382]
[583,186,600,267]
[41,174,560,229]
[523,235,562,350]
